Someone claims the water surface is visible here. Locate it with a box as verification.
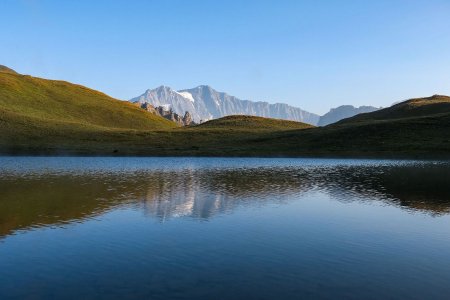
[1,157,450,299]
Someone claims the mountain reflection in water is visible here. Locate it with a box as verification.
[1,158,449,238]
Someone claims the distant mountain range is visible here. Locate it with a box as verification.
[318,105,380,126]
[130,85,320,125]
[130,85,379,125]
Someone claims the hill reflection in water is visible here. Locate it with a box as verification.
[1,157,449,238]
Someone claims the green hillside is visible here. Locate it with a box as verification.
[1,65,450,158]
[0,67,179,152]
[194,115,314,131]
[240,94,450,157]
[337,95,450,124]
[180,96,450,158]
[0,68,176,131]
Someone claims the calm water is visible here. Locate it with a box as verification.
[1,157,450,299]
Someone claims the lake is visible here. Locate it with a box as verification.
[1,157,450,299]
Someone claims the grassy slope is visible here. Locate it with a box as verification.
[1,66,450,157]
[178,96,450,157]
[0,71,176,130]
[0,67,316,155]
[194,115,314,131]
[337,94,450,124]
[248,95,450,157]
[249,112,450,157]
[0,69,179,152]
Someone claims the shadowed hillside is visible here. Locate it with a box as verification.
[252,97,450,157]
[337,95,450,124]
[195,115,314,131]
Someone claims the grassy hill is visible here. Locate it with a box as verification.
[1,65,449,158]
[178,96,450,158]
[0,68,176,130]
[0,67,178,153]
[337,94,450,125]
[241,95,450,157]
[194,115,314,131]
[248,112,450,157]
[0,67,316,155]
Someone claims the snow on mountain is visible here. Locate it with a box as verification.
[175,91,195,102]
[131,86,200,120]
[130,85,320,125]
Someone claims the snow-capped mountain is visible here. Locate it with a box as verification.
[131,85,199,120]
[318,105,380,126]
[130,85,320,125]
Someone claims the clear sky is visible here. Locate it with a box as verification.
[1,0,450,114]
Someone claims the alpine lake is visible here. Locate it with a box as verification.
[1,157,450,299]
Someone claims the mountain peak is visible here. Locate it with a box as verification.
[155,85,174,91]
[131,85,320,125]
[144,85,176,95]
[190,85,215,92]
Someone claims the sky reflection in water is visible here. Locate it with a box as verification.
[1,157,450,299]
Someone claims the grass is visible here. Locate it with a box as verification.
[0,69,180,153]
[0,70,177,131]
[337,94,450,124]
[1,66,450,158]
[195,115,314,131]
[0,65,18,74]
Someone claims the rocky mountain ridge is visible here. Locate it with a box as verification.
[131,85,320,125]
[131,85,382,126]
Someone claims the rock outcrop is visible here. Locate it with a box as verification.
[135,102,195,126]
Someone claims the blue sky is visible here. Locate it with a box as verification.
[1,0,450,114]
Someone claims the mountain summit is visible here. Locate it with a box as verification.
[132,85,199,120]
[130,85,320,125]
